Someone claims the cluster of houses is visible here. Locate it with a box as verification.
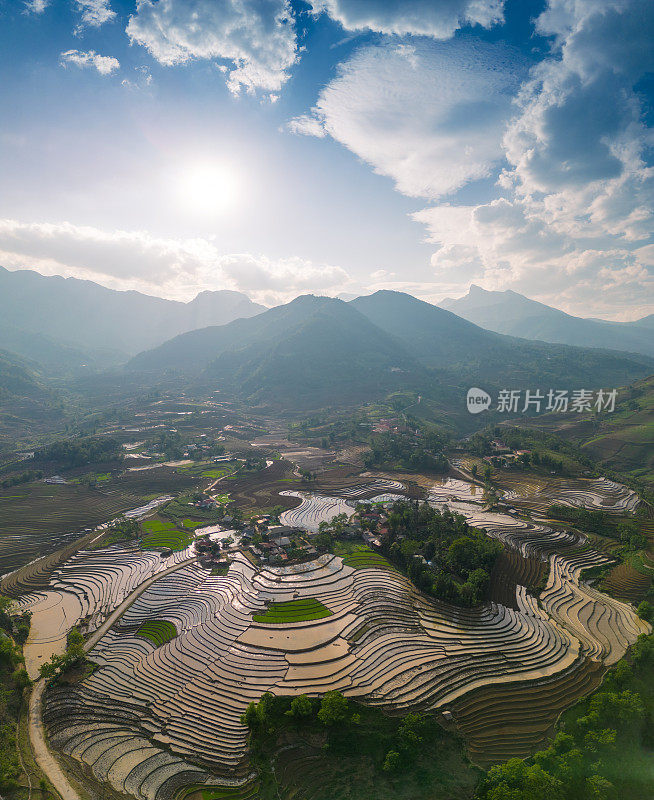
[194,500,398,570]
[483,439,532,468]
[371,417,411,434]
[246,525,318,565]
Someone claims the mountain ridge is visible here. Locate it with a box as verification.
[0,266,265,361]
[440,284,653,357]
[128,291,654,411]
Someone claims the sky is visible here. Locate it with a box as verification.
[0,0,652,320]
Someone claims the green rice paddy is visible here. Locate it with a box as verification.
[200,469,230,479]
[333,543,394,571]
[136,620,177,647]
[253,598,333,624]
[141,519,193,551]
[182,518,206,529]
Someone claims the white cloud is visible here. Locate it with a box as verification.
[287,39,523,199]
[386,0,654,317]
[59,49,120,75]
[121,65,153,90]
[415,197,654,319]
[501,0,654,243]
[74,1,116,30]
[23,0,50,13]
[285,114,326,138]
[126,0,299,95]
[312,0,505,38]
[0,218,349,306]
[219,254,350,305]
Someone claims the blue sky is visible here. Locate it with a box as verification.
[0,0,652,319]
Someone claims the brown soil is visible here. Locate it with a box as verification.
[489,549,548,610]
[602,562,652,603]
[450,658,605,767]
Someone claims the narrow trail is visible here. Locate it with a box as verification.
[28,555,198,800]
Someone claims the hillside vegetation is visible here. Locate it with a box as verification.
[441,284,653,358]
[128,293,653,414]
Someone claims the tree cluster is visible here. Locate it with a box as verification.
[38,627,86,682]
[381,501,501,607]
[478,632,654,800]
[364,431,447,472]
[0,598,31,794]
[1,469,43,489]
[241,690,349,734]
[34,435,121,468]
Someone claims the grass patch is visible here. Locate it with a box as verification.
[136,620,177,647]
[141,519,193,551]
[182,518,206,529]
[333,541,394,571]
[200,469,231,479]
[253,598,332,624]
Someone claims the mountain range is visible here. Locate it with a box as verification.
[129,291,653,411]
[0,266,265,370]
[440,285,653,357]
[0,268,652,424]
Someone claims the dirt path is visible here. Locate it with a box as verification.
[84,555,197,651]
[28,680,79,800]
[28,555,198,800]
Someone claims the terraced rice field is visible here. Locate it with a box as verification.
[330,478,406,498]
[449,658,605,766]
[601,561,653,603]
[428,478,485,504]
[17,543,193,677]
[252,598,332,624]
[335,544,394,571]
[141,520,194,551]
[29,470,650,797]
[489,549,547,610]
[0,493,175,598]
[137,620,178,647]
[496,473,639,516]
[42,493,650,800]
[278,491,354,532]
[217,459,300,513]
[0,482,148,577]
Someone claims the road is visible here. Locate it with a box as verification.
[84,556,197,651]
[27,555,197,800]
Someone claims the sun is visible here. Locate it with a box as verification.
[176,161,240,216]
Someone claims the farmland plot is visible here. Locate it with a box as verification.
[43,526,649,800]
[16,543,193,677]
[278,491,354,532]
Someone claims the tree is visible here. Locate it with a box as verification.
[317,691,348,726]
[382,750,400,772]
[12,667,30,690]
[396,713,424,749]
[288,694,313,718]
[240,701,258,729]
[39,656,61,681]
[637,601,653,623]
[0,636,17,667]
[66,627,85,662]
[482,758,564,800]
